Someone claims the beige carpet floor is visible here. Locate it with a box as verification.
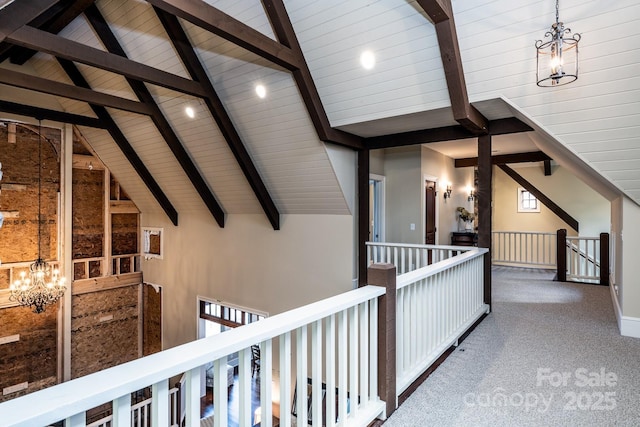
[383,266,640,427]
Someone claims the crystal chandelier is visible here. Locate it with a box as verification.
[9,120,66,313]
[535,0,581,87]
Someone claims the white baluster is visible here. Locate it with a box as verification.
[152,380,169,427]
[359,302,369,406]
[349,306,359,418]
[296,326,308,425]
[213,357,228,427]
[337,310,348,424]
[279,332,292,427]
[325,315,336,427]
[261,340,273,427]
[112,395,131,427]
[239,347,251,427]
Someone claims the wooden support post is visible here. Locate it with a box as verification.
[600,232,610,286]
[358,150,370,287]
[557,229,567,282]
[477,134,492,307]
[367,263,396,418]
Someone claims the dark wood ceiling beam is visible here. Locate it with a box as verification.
[455,151,552,168]
[498,164,578,232]
[366,124,472,149]
[4,25,207,98]
[146,0,300,71]
[0,0,59,41]
[415,0,452,23]
[489,117,533,135]
[58,58,178,226]
[262,0,363,149]
[0,100,105,128]
[0,0,60,59]
[9,0,95,65]
[0,68,153,115]
[364,117,531,150]
[416,0,488,135]
[85,4,225,227]
[154,7,280,230]
[544,159,552,176]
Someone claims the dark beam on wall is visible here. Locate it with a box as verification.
[455,151,552,168]
[498,164,579,232]
[146,0,300,71]
[0,68,154,116]
[85,4,225,227]
[262,0,364,149]
[58,58,179,226]
[477,134,492,307]
[155,7,280,230]
[358,150,370,286]
[544,159,552,176]
[0,100,105,128]
[4,25,207,98]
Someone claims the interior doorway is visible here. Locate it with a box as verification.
[425,179,437,245]
[369,174,385,242]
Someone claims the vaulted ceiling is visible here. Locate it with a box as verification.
[0,0,637,229]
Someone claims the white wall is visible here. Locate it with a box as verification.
[493,164,610,236]
[140,212,354,349]
[621,198,640,320]
[375,146,472,246]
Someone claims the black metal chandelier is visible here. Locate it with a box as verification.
[535,0,581,87]
[9,120,66,313]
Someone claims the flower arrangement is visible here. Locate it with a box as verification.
[456,207,475,222]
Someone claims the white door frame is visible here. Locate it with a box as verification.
[369,173,386,243]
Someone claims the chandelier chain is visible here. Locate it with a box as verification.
[555,0,559,25]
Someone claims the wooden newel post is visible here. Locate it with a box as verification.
[600,232,610,286]
[556,229,567,282]
[367,263,397,419]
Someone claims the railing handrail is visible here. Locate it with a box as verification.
[396,248,488,289]
[492,230,556,236]
[566,236,601,241]
[0,285,385,427]
[366,241,477,252]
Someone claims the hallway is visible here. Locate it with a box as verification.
[384,267,640,426]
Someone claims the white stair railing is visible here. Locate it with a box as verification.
[366,242,474,274]
[491,231,556,268]
[395,248,489,395]
[0,286,386,427]
[566,236,600,283]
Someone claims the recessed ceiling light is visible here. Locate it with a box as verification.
[360,50,375,70]
[185,106,195,119]
[255,84,266,99]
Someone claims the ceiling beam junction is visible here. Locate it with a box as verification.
[146,0,300,71]
[6,0,95,65]
[155,7,280,230]
[262,0,363,149]
[57,58,179,226]
[0,68,154,116]
[4,25,207,98]
[416,0,488,135]
[85,4,225,227]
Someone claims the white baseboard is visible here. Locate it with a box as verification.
[609,284,640,339]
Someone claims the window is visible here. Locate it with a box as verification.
[518,188,540,212]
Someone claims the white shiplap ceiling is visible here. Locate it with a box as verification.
[2,0,638,223]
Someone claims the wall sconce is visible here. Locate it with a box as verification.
[443,183,452,200]
[468,188,476,202]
